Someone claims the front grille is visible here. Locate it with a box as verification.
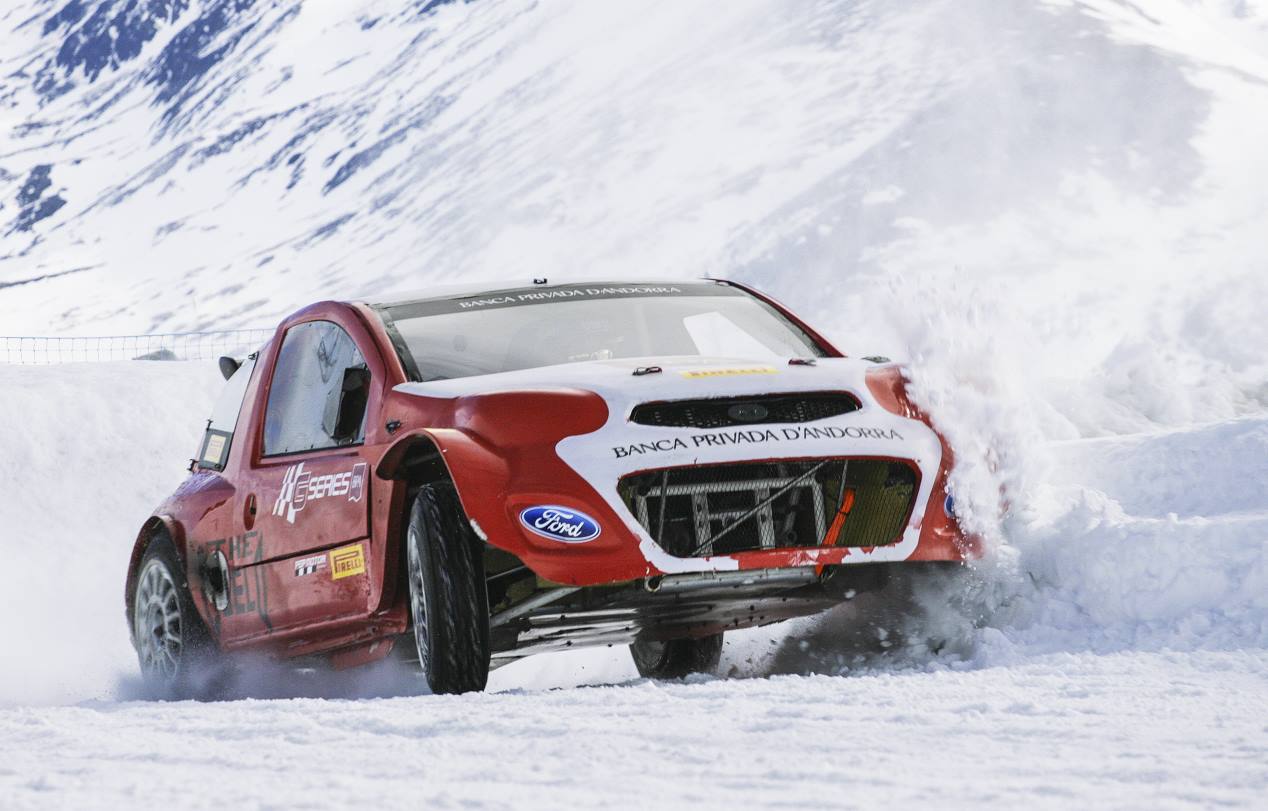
[618,459,918,558]
[630,392,860,430]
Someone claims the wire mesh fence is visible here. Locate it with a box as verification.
[0,330,274,364]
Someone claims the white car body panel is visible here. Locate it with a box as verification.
[396,356,940,574]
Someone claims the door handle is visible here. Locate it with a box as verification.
[244,494,258,530]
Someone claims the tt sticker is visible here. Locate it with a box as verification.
[294,554,328,578]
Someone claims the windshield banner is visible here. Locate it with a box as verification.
[382,282,743,318]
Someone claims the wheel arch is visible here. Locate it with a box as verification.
[377,431,455,488]
[375,429,508,613]
[377,428,510,528]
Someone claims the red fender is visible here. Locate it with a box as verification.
[375,388,630,584]
[123,513,187,633]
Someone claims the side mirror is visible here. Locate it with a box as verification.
[218,356,242,380]
[329,366,371,443]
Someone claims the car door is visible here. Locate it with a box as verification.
[220,318,377,639]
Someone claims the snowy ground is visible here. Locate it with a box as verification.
[3,650,1265,810]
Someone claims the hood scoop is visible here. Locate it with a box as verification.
[629,392,861,430]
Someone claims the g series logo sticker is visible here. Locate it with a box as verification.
[273,461,368,524]
[519,506,602,543]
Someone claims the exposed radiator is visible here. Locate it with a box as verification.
[618,458,918,558]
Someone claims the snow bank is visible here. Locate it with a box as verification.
[997,418,1268,653]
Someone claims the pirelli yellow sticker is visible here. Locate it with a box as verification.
[681,366,778,379]
[329,543,366,580]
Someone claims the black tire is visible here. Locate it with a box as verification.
[630,633,724,679]
[406,483,491,694]
[131,533,223,699]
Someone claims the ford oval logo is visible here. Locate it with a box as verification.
[519,506,602,543]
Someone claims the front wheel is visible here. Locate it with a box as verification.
[630,633,724,679]
[406,483,491,694]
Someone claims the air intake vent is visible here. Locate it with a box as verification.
[618,459,918,558]
[630,392,860,430]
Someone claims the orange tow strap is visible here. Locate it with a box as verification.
[816,489,855,576]
[823,489,856,547]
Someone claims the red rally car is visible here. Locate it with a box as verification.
[126,279,977,696]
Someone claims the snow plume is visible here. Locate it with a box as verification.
[792,268,1268,666]
[801,270,1268,665]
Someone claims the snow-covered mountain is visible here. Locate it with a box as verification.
[3,0,1266,431]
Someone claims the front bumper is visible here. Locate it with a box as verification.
[398,360,976,587]
[500,407,963,585]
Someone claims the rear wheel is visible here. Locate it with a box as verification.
[131,534,222,699]
[406,484,491,694]
[630,633,724,679]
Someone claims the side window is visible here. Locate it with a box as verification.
[198,355,258,471]
[263,321,370,456]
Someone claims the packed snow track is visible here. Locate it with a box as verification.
[1,651,1264,809]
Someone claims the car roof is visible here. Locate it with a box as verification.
[363,276,734,309]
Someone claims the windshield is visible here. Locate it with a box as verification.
[378,283,826,382]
